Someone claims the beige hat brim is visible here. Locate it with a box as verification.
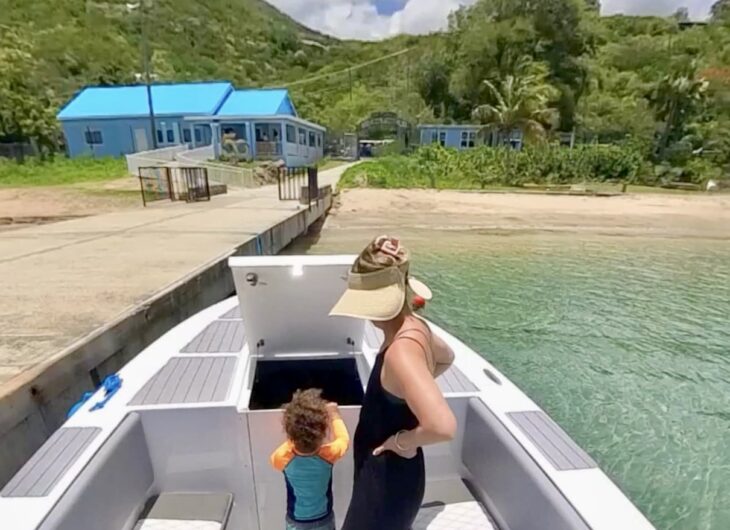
[329,282,406,321]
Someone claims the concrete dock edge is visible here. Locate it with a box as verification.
[0,188,333,486]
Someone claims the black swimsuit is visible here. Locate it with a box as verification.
[341,345,426,530]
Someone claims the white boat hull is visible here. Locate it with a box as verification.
[0,256,655,530]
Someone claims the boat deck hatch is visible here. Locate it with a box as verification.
[249,358,365,410]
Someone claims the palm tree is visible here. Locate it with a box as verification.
[472,69,558,146]
[650,62,708,159]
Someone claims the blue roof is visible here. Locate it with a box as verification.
[58,82,234,120]
[215,89,295,117]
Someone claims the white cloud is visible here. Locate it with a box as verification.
[602,0,714,20]
[267,0,716,41]
[267,0,475,40]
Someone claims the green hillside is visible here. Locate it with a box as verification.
[0,0,431,143]
[4,0,730,184]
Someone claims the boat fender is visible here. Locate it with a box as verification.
[89,374,123,412]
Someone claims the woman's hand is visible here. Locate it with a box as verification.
[373,433,418,459]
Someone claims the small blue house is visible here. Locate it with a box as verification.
[418,124,524,150]
[57,82,325,166]
[58,82,233,157]
[418,125,482,150]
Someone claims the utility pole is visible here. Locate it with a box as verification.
[140,0,157,148]
[348,67,353,102]
[406,57,410,94]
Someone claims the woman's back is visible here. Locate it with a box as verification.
[343,335,428,530]
[353,349,420,470]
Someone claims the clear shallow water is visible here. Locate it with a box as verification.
[292,231,730,529]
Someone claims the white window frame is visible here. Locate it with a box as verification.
[461,130,476,148]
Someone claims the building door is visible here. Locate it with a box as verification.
[134,128,149,152]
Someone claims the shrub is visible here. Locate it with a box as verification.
[340,143,647,189]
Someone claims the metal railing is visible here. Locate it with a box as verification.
[138,166,211,206]
[278,167,319,207]
[182,167,211,202]
[138,167,174,206]
[255,141,283,158]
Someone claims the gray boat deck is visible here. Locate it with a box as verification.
[416,478,496,530]
[1,427,100,498]
[508,411,597,471]
[129,357,237,406]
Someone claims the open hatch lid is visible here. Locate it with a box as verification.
[229,255,365,355]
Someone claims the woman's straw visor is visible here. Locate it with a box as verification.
[330,266,431,321]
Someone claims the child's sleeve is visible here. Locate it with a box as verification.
[319,418,350,464]
[271,441,295,471]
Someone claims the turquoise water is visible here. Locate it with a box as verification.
[293,231,730,529]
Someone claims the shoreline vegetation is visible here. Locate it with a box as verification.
[339,145,725,194]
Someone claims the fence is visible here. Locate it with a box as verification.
[128,145,262,190]
[0,143,36,162]
[138,166,211,206]
[138,167,173,206]
[182,167,211,202]
[278,167,319,208]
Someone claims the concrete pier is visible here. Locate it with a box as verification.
[0,164,349,485]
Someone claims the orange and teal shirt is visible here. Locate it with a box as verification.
[270,418,350,525]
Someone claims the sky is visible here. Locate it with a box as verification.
[267,0,717,40]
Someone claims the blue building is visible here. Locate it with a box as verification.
[418,124,482,150]
[418,124,524,150]
[189,88,325,167]
[57,82,325,166]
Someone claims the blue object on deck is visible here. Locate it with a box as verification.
[67,391,95,419]
[89,374,123,412]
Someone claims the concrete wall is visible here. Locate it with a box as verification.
[0,188,333,487]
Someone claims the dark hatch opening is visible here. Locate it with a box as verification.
[249,358,365,410]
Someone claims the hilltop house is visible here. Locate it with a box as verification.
[57,82,325,166]
[418,124,524,150]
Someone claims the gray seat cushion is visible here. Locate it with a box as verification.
[135,493,233,530]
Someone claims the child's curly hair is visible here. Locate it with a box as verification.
[284,389,329,454]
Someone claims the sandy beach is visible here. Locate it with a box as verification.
[325,189,730,239]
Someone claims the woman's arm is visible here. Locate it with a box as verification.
[374,342,457,458]
[431,332,455,378]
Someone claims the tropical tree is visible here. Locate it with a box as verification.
[416,54,456,119]
[711,0,730,22]
[673,7,690,23]
[0,28,59,159]
[472,64,559,143]
[650,62,708,158]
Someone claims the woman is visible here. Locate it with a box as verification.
[330,236,457,530]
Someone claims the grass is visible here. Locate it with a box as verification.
[0,157,128,187]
